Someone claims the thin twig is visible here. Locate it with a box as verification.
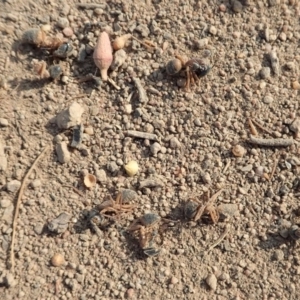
[125,130,158,141]
[107,77,120,90]
[223,159,230,174]
[251,119,273,135]
[269,152,280,181]
[131,35,156,50]
[76,3,106,9]
[207,224,230,253]
[248,135,294,147]
[8,146,50,271]
[132,77,148,104]
[248,118,258,136]
[62,185,85,197]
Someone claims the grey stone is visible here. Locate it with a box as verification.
[34,223,45,235]
[273,249,284,261]
[48,212,71,234]
[56,102,84,130]
[135,24,150,37]
[57,17,69,29]
[218,203,238,219]
[169,137,181,149]
[107,161,119,175]
[96,169,107,183]
[56,142,71,163]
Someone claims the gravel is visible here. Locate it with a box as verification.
[1,1,300,299]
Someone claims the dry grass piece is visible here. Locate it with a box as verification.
[248,136,294,147]
[8,146,50,271]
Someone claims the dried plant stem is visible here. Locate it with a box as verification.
[62,185,85,197]
[251,119,273,135]
[76,3,106,9]
[132,77,148,104]
[131,35,156,50]
[207,224,230,252]
[248,118,258,136]
[269,153,280,181]
[8,146,50,270]
[248,135,294,147]
[107,77,120,90]
[125,130,158,141]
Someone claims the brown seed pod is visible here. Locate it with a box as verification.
[51,253,65,267]
[93,31,113,81]
[166,58,183,75]
[112,34,132,51]
[232,145,246,157]
[84,173,97,188]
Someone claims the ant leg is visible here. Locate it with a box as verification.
[174,53,187,66]
[185,68,190,91]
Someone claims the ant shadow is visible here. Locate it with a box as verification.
[257,230,299,260]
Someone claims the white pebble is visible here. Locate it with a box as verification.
[6,180,21,192]
[206,273,217,290]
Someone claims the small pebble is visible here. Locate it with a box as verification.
[218,203,238,218]
[232,0,243,13]
[0,141,7,171]
[150,142,161,156]
[170,276,179,284]
[259,67,271,79]
[0,199,11,208]
[34,223,45,235]
[209,26,217,35]
[0,118,9,126]
[56,142,71,164]
[206,273,217,290]
[31,179,42,189]
[51,253,65,267]
[107,161,119,175]
[194,38,208,49]
[219,4,227,12]
[4,273,18,287]
[292,81,300,90]
[57,17,69,29]
[169,137,181,149]
[6,180,21,192]
[124,104,132,114]
[84,126,94,135]
[96,169,107,183]
[63,27,73,37]
[273,249,284,261]
[263,95,274,104]
[126,288,135,299]
[56,102,84,129]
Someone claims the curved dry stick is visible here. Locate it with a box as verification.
[7,146,50,270]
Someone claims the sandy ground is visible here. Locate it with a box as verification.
[1,0,300,299]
